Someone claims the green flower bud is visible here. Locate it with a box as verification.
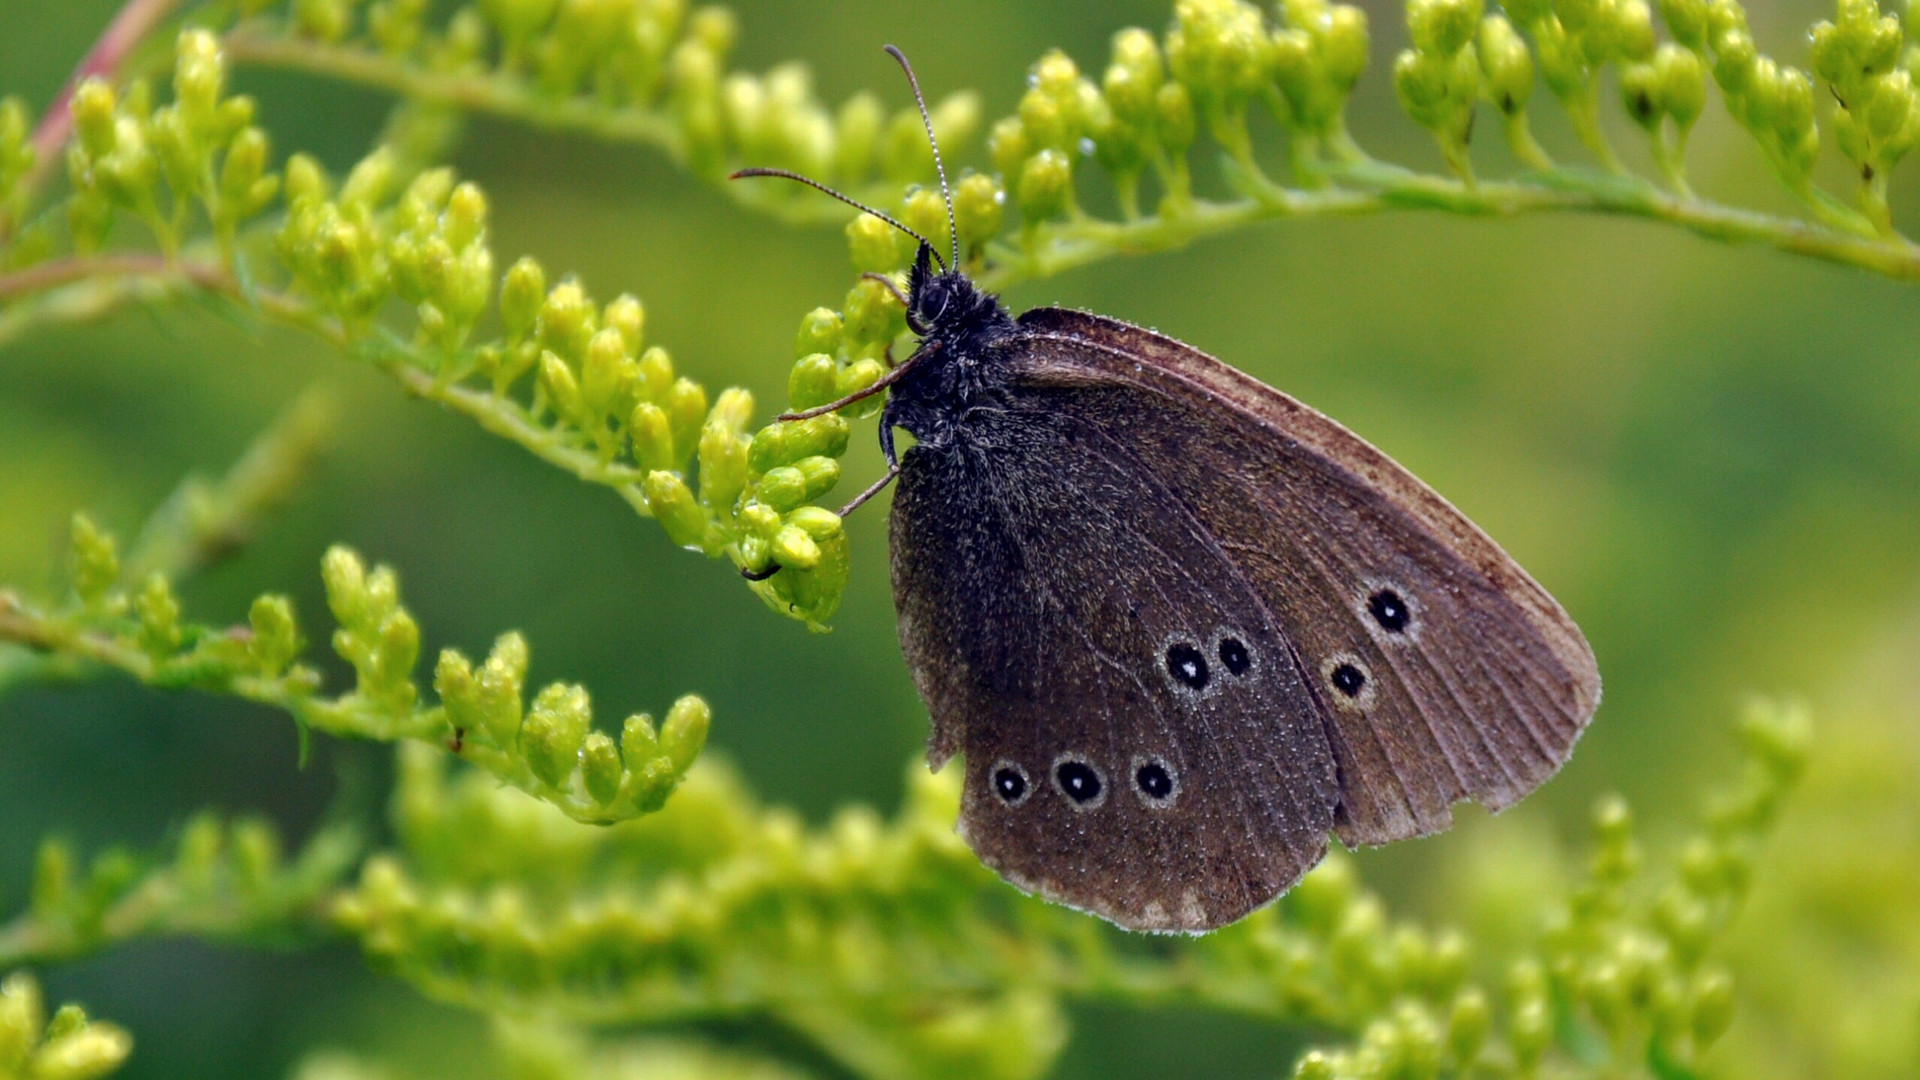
[1867,69,1916,142]
[581,731,623,804]
[646,470,709,549]
[902,188,952,263]
[435,648,480,735]
[836,356,887,406]
[34,1024,133,1080]
[599,292,645,355]
[0,973,42,1065]
[536,279,595,365]
[786,505,843,540]
[1712,30,1758,98]
[372,610,420,706]
[538,350,584,424]
[1533,17,1589,100]
[1772,66,1816,146]
[1620,61,1662,129]
[988,116,1031,182]
[772,523,822,569]
[1105,30,1165,123]
[1291,1051,1332,1080]
[339,146,394,211]
[1016,148,1072,221]
[1479,16,1534,114]
[756,467,806,511]
[749,413,851,472]
[134,574,182,656]
[1741,699,1812,782]
[697,387,754,516]
[842,277,903,354]
[71,80,118,159]
[846,212,904,273]
[660,694,709,771]
[1598,0,1657,64]
[474,632,527,742]
[1657,43,1706,129]
[442,180,486,250]
[1690,966,1735,1048]
[1660,0,1710,51]
[787,353,839,411]
[1809,22,1847,87]
[218,126,277,217]
[794,306,843,358]
[1018,87,1069,152]
[1407,0,1483,57]
[763,456,840,511]
[247,594,302,675]
[582,327,638,423]
[0,97,32,199]
[1446,989,1489,1065]
[739,501,782,540]
[501,258,545,342]
[523,682,590,786]
[1322,6,1371,91]
[1509,996,1550,1071]
[931,90,983,164]
[293,0,353,41]
[174,29,224,121]
[832,90,884,181]
[636,345,674,401]
[1864,15,1906,75]
[630,402,675,471]
[70,513,120,606]
[620,710,660,766]
[664,377,708,463]
[1391,48,1445,112]
[953,172,1005,254]
[1157,80,1197,155]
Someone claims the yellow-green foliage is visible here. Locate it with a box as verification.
[4,2,1920,1079]
[0,973,131,1080]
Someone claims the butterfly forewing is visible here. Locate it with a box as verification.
[1006,308,1601,846]
[890,396,1337,931]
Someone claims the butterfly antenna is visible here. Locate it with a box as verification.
[883,44,959,272]
[729,167,943,265]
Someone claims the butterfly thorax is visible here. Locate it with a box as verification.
[884,247,1018,453]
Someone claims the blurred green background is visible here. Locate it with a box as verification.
[3,1,1917,1078]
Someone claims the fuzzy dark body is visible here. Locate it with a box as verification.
[871,249,1600,933]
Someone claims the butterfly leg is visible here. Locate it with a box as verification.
[775,341,941,422]
[859,272,926,335]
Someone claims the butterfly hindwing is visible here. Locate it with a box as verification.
[890,391,1338,931]
[1007,308,1601,847]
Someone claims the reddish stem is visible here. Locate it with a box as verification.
[9,0,184,232]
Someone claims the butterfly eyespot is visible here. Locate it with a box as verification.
[1131,755,1179,807]
[1217,636,1252,676]
[1164,641,1209,691]
[1367,588,1412,634]
[989,760,1031,806]
[1321,654,1375,709]
[1051,754,1107,809]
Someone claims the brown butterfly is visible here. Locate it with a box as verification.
[736,47,1599,933]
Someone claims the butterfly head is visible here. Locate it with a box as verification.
[906,241,1005,342]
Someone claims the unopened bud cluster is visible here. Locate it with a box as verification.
[20,812,355,975]
[232,0,979,209]
[64,31,279,256]
[1276,703,1806,1080]
[975,0,1370,226]
[0,973,131,1080]
[19,515,708,827]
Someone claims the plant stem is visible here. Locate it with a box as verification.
[980,161,1920,290]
